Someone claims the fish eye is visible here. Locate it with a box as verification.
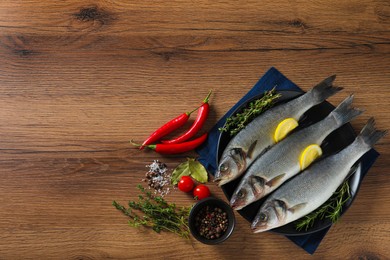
[237,189,246,198]
[220,163,229,172]
[259,212,268,222]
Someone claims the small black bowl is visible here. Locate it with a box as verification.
[188,197,235,245]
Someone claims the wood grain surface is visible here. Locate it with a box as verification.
[0,1,389,259]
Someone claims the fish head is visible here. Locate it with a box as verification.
[230,175,267,210]
[251,199,287,233]
[230,180,254,210]
[214,148,246,186]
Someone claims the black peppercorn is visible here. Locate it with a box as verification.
[195,206,229,240]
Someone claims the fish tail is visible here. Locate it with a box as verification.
[310,75,343,102]
[329,95,364,126]
[357,117,387,149]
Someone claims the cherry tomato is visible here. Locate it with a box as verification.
[178,176,194,192]
[193,184,211,200]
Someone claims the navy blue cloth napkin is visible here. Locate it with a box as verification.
[196,67,379,254]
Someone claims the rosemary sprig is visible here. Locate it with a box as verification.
[295,180,351,231]
[219,88,281,136]
[113,184,192,238]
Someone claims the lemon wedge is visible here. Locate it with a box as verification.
[299,144,322,170]
[274,118,298,143]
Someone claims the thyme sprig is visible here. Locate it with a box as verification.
[295,180,351,231]
[113,184,192,238]
[219,88,281,136]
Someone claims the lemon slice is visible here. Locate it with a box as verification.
[300,144,322,170]
[274,118,298,143]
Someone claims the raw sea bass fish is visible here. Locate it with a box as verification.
[251,118,387,233]
[230,95,362,210]
[215,75,342,186]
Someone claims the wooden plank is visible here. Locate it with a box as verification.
[0,0,389,259]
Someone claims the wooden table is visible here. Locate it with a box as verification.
[1,1,389,259]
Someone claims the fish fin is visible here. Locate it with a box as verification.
[257,145,272,158]
[246,140,258,159]
[344,163,359,181]
[288,203,307,213]
[357,118,387,149]
[329,95,363,127]
[265,173,286,187]
[311,75,342,102]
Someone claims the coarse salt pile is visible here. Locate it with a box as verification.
[143,160,172,197]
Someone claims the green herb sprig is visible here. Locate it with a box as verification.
[113,185,192,238]
[295,180,351,231]
[219,88,281,136]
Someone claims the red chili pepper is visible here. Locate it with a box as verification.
[162,91,211,144]
[133,133,208,154]
[140,106,199,149]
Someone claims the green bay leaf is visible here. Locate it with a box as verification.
[171,158,209,185]
[171,160,191,185]
[188,158,208,183]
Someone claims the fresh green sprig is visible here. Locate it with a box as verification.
[219,88,281,136]
[295,180,351,231]
[327,181,351,223]
[113,184,192,238]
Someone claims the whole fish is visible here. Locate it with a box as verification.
[230,95,362,210]
[215,76,342,186]
[251,118,387,233]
